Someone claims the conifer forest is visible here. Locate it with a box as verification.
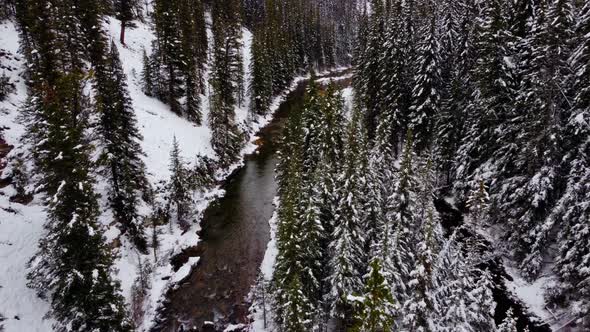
[0,0,589,331]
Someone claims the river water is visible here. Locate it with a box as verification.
[152,81,309,332]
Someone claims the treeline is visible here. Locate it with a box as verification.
[354,0,589,328]
[270,80,499,331]
[246,0,358,115]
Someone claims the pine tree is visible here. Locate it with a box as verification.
[250,27,273,115]
[281,276,313,332]
[26,72,133,332]
[435,0,476,185]
[178,0,207,124]
[327,111,368,323]
[497,308,518,332]
[141,48,154,96]
[273,112,310,329]
[152,0,183,115]
[115,0,140,45]
[191,155,216,191]
[351,258,397,332]
[549,3,590,325]
[466,180,490,224]
[356,0,386,141]
[402,210,440,332]
[508,0,575,279]
[96,41,148,252]
[453,0,516,200]
[410,14,441,152]
[467,270,496,331]
[209,0,245,167]
[168,137,192,223]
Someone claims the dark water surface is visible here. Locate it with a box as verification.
[153,81,310,332]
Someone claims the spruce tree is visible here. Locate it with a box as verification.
[497,308,518,332]
[453,0,516,200]
[96,41,149,252]
[115,0,140,45]
[410,15,441,152]
[209,0,245,166]
[26,72,132,332]
[168,137,192,223]
[327,110,367,323]
[467,270,496,331]
[550,3,590,324]
[152,0,183,115]
[351,258,397,332]
[141,48,154,97]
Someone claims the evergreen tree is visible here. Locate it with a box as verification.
[327,111,368,323]
[355,0,386,141]
[152,0,183,115]
[497,308,518,332]
[209,0,245,166]
[96,41,148,251]
[26,72,132,332]
[115,0,140,45]
[466,180,490,224]
[178,0,207,124]
[508,0,575,279]
[250,27,273,115]
[467,270,496,331]
[402,210,440,332]
[351,258,397,332]
[410,14,441,152]
[168,137,192,223]
[453,0,516,200]
[141,48,154,97]
[549,3,590,324]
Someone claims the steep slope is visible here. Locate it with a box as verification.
[0,14,275,331]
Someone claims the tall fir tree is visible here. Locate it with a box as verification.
[96,41,149,252]
[168,136,192,223]
[209,0,245,167]
[26,71,132,332]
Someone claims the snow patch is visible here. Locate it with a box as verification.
[171,257,200,284]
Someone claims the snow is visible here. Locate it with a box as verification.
[346,294,365,303]
[473,218,560,328]
[171,257,200,284]
[504,265,552,321]
[248,199,279,331]
[224,323,247,331]
[315,72,353,84]
[0,20,56,332]
[341,86,354,119]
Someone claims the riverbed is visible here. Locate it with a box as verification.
[152,78,312,332]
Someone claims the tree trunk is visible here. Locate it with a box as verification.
[120,20,126,45]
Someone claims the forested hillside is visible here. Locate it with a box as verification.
[266,0,590,331]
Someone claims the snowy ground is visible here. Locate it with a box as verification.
[465,211,581,330]
[248,201,279,332]
[0,20,56,332]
